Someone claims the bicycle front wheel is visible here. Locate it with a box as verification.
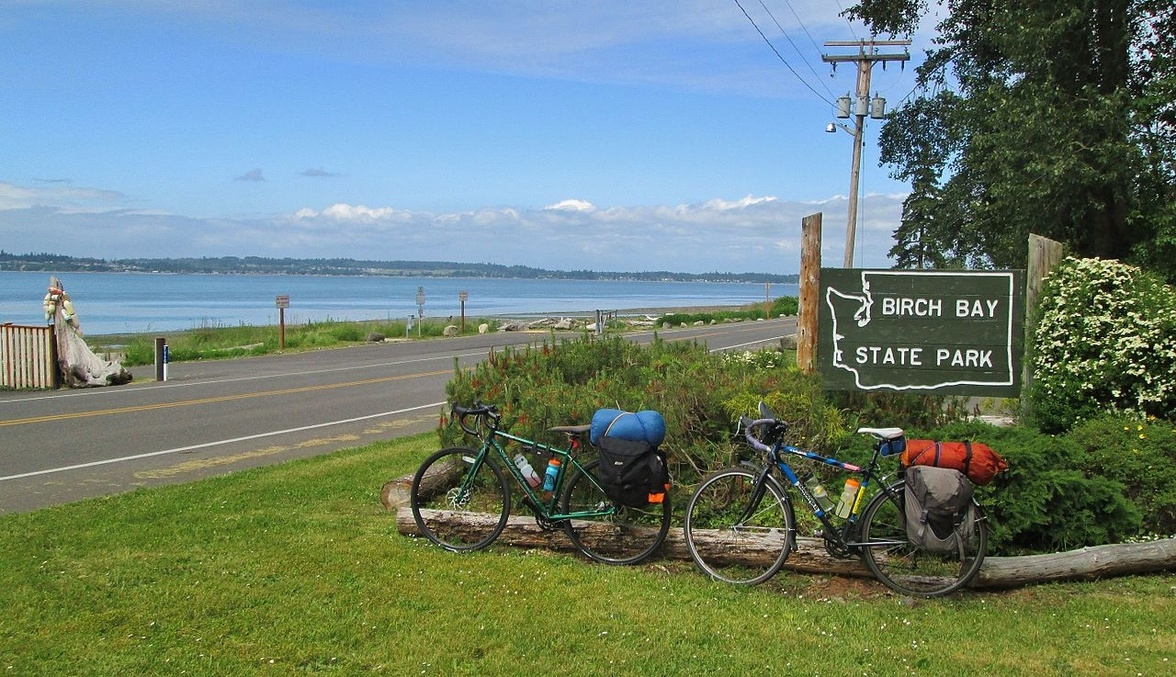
[409,447,510,552]
[683,467,794,585]
[858,481,988,597]
[560,459,671,565]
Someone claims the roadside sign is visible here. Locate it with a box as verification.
[818,269,1023,396]
[275,295,290,309]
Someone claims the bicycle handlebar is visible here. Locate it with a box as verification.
[452,402,500,436]
[740,415,784,455]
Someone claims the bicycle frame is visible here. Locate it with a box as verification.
[745,417,903,552]
[456,411,618,522]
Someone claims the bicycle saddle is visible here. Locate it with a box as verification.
[856,426,905,440]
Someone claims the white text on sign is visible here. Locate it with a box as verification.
[880,297,1000,318]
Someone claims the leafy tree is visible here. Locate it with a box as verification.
[846,0,1176,281]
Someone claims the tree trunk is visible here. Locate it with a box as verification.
[393,507,1176,589]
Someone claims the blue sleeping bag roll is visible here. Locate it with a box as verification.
[590,408,666,447]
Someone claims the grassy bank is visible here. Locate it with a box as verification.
[2,433,1173,675]
[88,299,797,367]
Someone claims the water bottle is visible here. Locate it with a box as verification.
[804,474,834,512]
[835,478,861,519]
[514,454,540,488]
[542,458,561,492]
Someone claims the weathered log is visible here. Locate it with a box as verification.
[381,460,463,510]
[394,507,1176,589]
[398,507,869,576]
[974,539,1176,588]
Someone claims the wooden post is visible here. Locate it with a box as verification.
[276,295,290,351]
[1022,234,1064,416]
[796,213,822,373]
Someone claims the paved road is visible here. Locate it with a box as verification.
[0,317,797,513]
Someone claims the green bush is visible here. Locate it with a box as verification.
[440,334,1174,553]
[1067,414,1176,536]
[829,390,969,432]
[1029,257,1176,432]
[441,335,846,485]
[921,420,1142,553]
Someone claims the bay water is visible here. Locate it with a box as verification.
[1,271,797,336]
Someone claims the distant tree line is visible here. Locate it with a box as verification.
[0,252,798,284]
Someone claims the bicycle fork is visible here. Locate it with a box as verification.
[736,464,797,553]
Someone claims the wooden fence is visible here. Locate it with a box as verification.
[0,324,59,389]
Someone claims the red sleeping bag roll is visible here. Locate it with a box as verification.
[900,440,1008,486]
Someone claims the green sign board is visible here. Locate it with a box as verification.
[818,269,1024,396]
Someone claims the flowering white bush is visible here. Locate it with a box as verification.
[721,348,791,371]
[1030,257,1176,431]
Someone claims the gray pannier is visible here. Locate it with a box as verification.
[904,465,978,554]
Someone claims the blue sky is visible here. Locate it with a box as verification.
[1,1,930,274]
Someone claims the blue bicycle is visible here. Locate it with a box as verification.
[682,402,988,596]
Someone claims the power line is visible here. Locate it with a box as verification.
[832,0,861,41]
[778,0,825,56]
[756,0,838,100]
[734,0,836,106]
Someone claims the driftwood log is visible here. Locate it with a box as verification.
[394,506,1176,590]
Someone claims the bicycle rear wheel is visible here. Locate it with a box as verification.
[858,481,988,597]
[683,467,794,585]
[560,459,671,565]
[409,447,510,552]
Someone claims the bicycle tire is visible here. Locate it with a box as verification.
[409,446,510,552]
[683,467,794,585]
[559,459,671,565]
[858,480,988,597]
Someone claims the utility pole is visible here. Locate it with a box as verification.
[823,39,910,268]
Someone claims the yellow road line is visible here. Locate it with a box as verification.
[0,370,450,428]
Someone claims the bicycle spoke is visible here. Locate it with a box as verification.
[859,481,987,597]
[684,468,794,585]
[560,460,670,565]
[410,447,510,552]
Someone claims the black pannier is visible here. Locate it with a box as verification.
[595,435,667,508]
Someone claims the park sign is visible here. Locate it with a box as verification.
[818,269,1024,396]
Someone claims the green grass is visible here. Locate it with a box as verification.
[91,317,508,367]
[2,434,1174,676]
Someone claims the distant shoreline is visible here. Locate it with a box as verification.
[0,255,800,285]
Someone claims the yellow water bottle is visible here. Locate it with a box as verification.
[835,478,861,519]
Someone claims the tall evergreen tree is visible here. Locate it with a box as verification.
[847,0,1176,281]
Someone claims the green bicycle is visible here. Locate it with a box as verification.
[409,402,672,565]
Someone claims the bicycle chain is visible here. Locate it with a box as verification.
[520,496,563,532]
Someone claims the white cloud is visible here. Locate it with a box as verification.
[0,180,905,273]
[543,199,596,212]
[0,181,125,212]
